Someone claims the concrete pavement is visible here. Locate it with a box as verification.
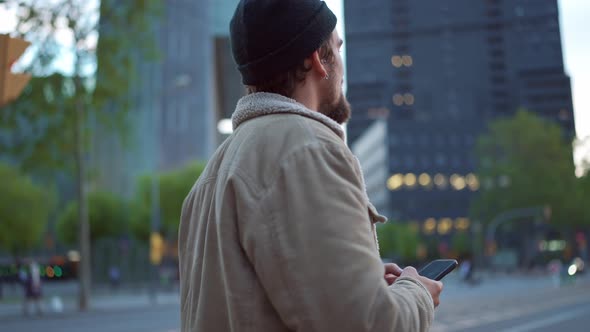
[432,272,590,331]
[2,271,589,331]
[0,282,179,321]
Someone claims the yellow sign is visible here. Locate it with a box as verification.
[150,232,164,265]
[0,34,31,107]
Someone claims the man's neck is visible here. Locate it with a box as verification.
[291,82,320,112]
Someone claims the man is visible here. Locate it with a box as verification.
[178,0,443,331]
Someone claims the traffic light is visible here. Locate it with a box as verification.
[0,34,31,107]
[150,232,164,265]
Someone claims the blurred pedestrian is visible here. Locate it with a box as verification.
[20,260,43,316]
[108,265,120,291]
[178,1,442,331]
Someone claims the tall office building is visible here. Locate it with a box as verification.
[344,0,574,234]
[92,0,216,197]
[211,0,244,145]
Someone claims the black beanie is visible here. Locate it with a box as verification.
[230,0,337,85]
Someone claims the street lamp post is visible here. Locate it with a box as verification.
[484,206,550,268]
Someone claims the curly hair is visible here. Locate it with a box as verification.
[246,39,335,98]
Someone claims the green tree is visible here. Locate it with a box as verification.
[471,110,581,228]
[56,191,128,245]
[1,0,161,309]
[451,232,471,258]
[0,163,54,257]
[131,161,207,242]
[377,222,420,263]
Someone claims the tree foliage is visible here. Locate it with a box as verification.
[56,191,129,245]
[131,161,207,242]
[0,0,162,174]
[471,110,586,228]
[451,231,471,258]
[0,163,54,256]
[377,222,420,263]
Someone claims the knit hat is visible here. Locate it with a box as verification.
[230,0,337,85]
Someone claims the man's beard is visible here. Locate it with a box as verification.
[319,87,351,125]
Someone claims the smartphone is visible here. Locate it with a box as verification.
[418,259,458,281]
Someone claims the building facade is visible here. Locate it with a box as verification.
[344,0,574,235]
[92,0,227,197]
[351,120,390,218]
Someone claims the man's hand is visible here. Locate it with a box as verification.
[384,263,403,285]
[398,266,444,308]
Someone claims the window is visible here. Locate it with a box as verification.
[449,134,459,146]
[178,102,189,132]
[435,154,447,166]
[434,134,444,146]
[420,155,430,168]
[487,36,503,44]
[389,134,399,146]
[490,62,507,71]
[419,134,429,146]
[167,102,177,133]
[490,49,505,58]
[404,155,416,168]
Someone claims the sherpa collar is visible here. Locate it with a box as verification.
[231,92,345,140]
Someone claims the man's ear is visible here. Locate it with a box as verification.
[310,50,328,79]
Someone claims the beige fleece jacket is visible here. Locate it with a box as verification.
[178,92,435,332]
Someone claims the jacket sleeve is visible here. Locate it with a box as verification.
[240,142,435,332]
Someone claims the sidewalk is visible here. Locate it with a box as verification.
[2,271,586,321]
[432,272,590,332]
[0,283,180,321]
[440,269,590,302]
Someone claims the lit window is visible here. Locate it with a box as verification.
[466,173,479,191]
[391,55,403,68]
[404,173,417,188]
[387,174,404,191]
[217,118,233,135]
[434,173,448,189]
[408,221,420,233]
[450,174,466,190]
[404,93,415,105]
[393,93,404,106]
[423,218,436,235]
[438,218,453,235]
[418,173,431,187]
[455,218,470,231]
[402,55,413,66]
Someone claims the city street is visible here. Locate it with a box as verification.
[0,302,180,332]
[1,273,589,331]
[431,272,590,332]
